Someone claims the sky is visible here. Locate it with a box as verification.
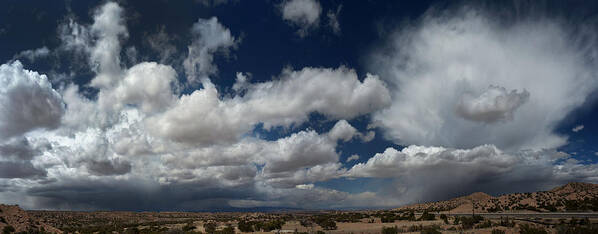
[1,0,598,211]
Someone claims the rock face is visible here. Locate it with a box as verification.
[0,204,61,233]
[396,182,598,213]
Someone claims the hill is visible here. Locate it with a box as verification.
[0,204,61,233]
[396,182,598,213]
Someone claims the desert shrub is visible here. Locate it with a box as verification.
[403,212,416,221]
[539,203,558,212]
[499,217,515,227]
[519,224,548,234]
[439,214,448,224]
[578,217,590,226]
[237,220,254,232]
[556,224,598,234]
[381,214,396,223]
[569,218,578,226]
[420,225,441,234]
[381,225,399,234]
[203,222,217,233]
[0,217,6,224]
[487,206,502,212]
[476,220,492,229]
[217,225,234,234]
[2,225,15,234]
[492,229,506,234]
[317,219,337,230]
[182,223,196,232]
[408,224,423,232]
[418,211,435,221]
[457,215,484,229]
[124,227,140,234]
[261,219,285,231]
[316,231,325,234]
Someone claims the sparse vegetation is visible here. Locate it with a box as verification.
[439,214,448,224]
[420,225,441,234]
[381,225,398,234]
[0,182,594,234]
[314,216,336,230]
[455,215,484,229]
[492,229,506,234]
[2,225,15,234]
[203,222,217,233]
[237,220,254,232]
[417,211,435,221]
[519,224,548,234]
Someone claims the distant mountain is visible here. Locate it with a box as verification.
[396,182,598,213]
[0,204,61,233]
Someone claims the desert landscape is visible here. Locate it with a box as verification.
[3,0,598,234]
[1,182,597,233]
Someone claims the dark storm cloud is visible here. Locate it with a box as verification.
[0,161,46,179]
[0,138,40,161]
[27,179,257,211]
[86,159,132,176]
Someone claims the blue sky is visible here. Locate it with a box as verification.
[0,0,598,211]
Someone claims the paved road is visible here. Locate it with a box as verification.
[445,212,598,218]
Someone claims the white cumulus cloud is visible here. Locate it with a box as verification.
[280,0,322,37]
[184,17,238,83]
[370,8,598,151]
[0,61,65,139]
[147,67,390,145]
